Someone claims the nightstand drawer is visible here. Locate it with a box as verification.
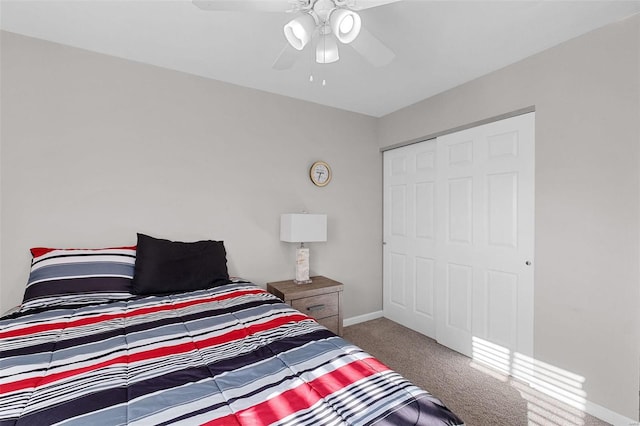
[316,315,339,335]
[292,292,338,320]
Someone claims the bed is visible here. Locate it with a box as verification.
[0,235,464,425]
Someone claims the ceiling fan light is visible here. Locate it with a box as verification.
[284,14,316,51]
[340,15,354,33]
[316,34,339,64]
[330,9,361,44]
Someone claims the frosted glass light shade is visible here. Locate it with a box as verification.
[330,9,361,44]
[284,14,316,51]
[280,214,327,243]
[316,34,339,64]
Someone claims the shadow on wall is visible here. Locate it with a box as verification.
[471,336,589,426]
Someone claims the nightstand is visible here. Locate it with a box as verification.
[267,276,344,336]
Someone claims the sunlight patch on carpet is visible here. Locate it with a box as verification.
[471,336,587,426]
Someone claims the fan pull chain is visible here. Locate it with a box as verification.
[308,73,328,87]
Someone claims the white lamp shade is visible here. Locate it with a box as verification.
[280,214,327,243]
[330,9,361,44]
[284,14,316,51]
[316,34,339,64]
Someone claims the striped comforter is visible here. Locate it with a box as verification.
[0,282,463,425]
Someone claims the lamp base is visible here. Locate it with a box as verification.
[295,247,311,284]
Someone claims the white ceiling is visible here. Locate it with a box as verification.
[1,0,639,117]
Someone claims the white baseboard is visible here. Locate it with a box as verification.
[584,399,638,426]
[344,310,383,327]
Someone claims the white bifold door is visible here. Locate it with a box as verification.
[383,112,534,361]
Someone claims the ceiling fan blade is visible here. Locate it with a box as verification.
[193,0,291,13]
[272,43,300,70]
[348,0,401,11]
[350,27,395,67]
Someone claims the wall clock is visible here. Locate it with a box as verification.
[310,161,332,187]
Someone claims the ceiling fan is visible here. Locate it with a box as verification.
[193,0,399,70]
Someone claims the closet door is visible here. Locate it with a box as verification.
[383,140,438,338]
[435,113,534,359]
[383,112,534,362]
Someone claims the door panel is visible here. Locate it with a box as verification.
[486,270,518,349]
[383,141,438,338]
[390,185,407,236]
[448,140,473,165]
[487,130,519,158]
[415,182,435,239]
[487,172,518,248]
[446,263,472,332]
[390,252,407,307]
[415,257,435,318]
[448,178,473,244]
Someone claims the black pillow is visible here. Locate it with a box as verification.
[132,233,230,295]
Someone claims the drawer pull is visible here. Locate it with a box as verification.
[307,304,325,312]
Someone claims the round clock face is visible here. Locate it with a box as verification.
[310,161,332,187]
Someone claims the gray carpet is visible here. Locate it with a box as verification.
[343,318,610,426]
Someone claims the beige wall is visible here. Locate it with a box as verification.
[378,14,640,421]
[0,31,381,321]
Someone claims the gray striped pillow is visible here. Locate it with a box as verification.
[20,246,137,312]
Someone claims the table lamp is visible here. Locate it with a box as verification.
[280,213,327,284]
